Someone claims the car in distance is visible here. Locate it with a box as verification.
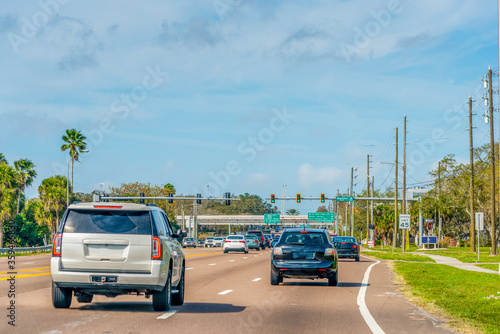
[182,237,196,248]
[271,228,338,286]
[244,235,260,251]
[223,235,248,253]
[246,230,266,249]
[213,237,224,247]
[50,202,186,311]
[331,236,360,261]
[204,237,215,248]
[271,235,280,247]
[197,239,204,247]
[264,234,273,247]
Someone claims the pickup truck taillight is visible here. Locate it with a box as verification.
[53,233,62,257]
[152,237,161,259]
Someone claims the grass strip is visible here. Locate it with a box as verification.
[362,251,434,262]
[393,262,500,334]
[475,264,499,272]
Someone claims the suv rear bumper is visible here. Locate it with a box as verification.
[51,257,167,291]
[271,260,336,279]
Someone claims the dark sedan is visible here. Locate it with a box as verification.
[270,228,338,286]
[332,236,360,261]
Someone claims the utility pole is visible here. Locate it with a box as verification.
[371,175,374,243]
[403,115,409,250]
[487,66,497,255]
[438,161,441,248]
[469,96,476,252]
[336,189,340,235]
[393,127,398,251]
[366,154,370,244]
[281,183,286,216]
[497,1,500,255]
[350,168,354,237]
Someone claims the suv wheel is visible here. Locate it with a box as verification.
[153,270,171,311]
[172,267,185,306]
[270,271,279,285]
[52,281,72,308]
[256,247,260,251]
[328,270,338,286]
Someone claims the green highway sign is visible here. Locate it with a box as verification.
[264,214,280,224]
[307,212,335,222]
[336,196,354,202]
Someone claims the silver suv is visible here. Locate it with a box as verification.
[50,202,186,311]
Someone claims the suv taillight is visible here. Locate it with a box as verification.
[324,248,334,256]
[53,233,62,257]
[152,237,161,259]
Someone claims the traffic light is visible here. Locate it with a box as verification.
[225,192,231,205]
[296,193,301,203]
[320,193,325,203]
[196,193,202,204]
[168,193,173,204]
[271,194,276,204]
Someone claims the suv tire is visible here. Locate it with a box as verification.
[172,267,185,306]
[76,293,93,303]
[328,270,338,286]
[153,270,171,311]
[270,271,279,285]
[52,281,72,308]
[256,247,260,251]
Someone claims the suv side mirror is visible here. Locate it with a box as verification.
[177,229,187,238]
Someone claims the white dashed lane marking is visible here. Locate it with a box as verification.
[157,311,177,319]
[209,263,217,266]
[218,290,233,295]
[229,260,235,262]
[252,278,262,282]
[186,268,194,270]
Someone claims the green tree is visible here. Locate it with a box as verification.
[38,175,67,237]
[14,158,37,214]
[286,208,300,215]
[0,153,7,164]
[0,162,19,247]
[61,129,88,190]
[316,206,328,212]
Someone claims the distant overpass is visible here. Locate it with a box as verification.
[175,215,334,227]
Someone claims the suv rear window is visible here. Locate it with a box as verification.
[281,232,327,245]
[63,210,152,235]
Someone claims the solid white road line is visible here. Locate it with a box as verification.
[357,258,385,334]
[252,278,262,282]
[157,311,177,319]
[218,290,233,295]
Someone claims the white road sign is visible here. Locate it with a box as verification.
[399,214,411,229]
[475,212,484,231]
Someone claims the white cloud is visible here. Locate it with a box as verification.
[297,163,342,189]
[244,173,271,186]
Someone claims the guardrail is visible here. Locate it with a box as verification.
[0,245,51,256]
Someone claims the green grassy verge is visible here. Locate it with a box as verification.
[475,264,499,272]
[362,250,434,262]
[416,248,500,263]
[0,250,51,257]
[394,262,500,334]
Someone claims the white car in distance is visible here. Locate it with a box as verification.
[223,235,248,253]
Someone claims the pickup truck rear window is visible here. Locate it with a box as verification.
[63,210,152,235]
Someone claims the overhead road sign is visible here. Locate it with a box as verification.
[307,212,335,222]
[264,214,280,224]
[336,196,354,202]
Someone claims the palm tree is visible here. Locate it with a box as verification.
[39,175,67,237]
[61,129,88,189]
[286,208,300,215]
[0,163,19,247]
[0,153,7,164]
[14,159,37,214]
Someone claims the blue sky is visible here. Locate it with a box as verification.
[0,0,498,215]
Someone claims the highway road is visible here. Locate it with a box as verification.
[0,248,456,334]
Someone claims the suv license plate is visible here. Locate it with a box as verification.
[92,276,118,283]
